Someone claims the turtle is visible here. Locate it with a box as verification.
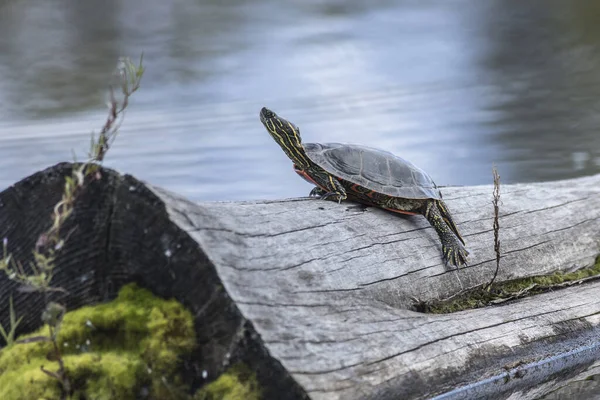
[259,107,469,267]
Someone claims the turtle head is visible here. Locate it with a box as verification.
[259,107,277,121]
[260,107,310,168]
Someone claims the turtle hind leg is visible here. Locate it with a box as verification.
[436,200,466,246]
[423,200,469,268]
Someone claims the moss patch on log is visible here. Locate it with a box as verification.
[194,363,261,400]
[415,256,600,314]
[0,283,196,400]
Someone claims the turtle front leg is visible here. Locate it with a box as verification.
[306,170,347,203]
[423,200,469,268]
[294,165,347,202]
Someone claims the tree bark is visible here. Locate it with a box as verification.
[1,163,600,399]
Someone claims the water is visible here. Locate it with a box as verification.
[1,0,600,201]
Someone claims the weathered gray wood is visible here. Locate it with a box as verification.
[1,164,600,399]
[0,163,307,400]
[147,173,600,400]
[155,177,600,304]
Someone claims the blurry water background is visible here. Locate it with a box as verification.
[1,0,600,201]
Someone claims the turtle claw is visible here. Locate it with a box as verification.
[310,187,346,203]
[442,244,469,269]
[320,192,335,200]
[309,187,325,197]
[320,191,345,203]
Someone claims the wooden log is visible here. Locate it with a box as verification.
[1,163,600,399]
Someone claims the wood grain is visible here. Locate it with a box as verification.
[1,164,599,399]
[149,173,600,399]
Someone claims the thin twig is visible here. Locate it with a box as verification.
[484,166,501,290]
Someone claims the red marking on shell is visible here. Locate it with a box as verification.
[384,207,419,216]
[294,166,322,188]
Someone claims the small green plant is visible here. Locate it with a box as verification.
[0,296,24,347]
[0,54,145,399]
[0,55,144,294]
[89,53,145,164]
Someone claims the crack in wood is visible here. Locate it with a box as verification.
[522,197,591,214]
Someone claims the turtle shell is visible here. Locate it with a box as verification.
[303,142,442,200]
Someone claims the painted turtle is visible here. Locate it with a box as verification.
[259,107,468,267]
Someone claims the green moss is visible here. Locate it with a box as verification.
[0,283,196,400]
[417,256,600,314]
[194,363,261,400]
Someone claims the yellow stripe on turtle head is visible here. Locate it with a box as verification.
[287,121,303,148]
[261,109,310,168]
